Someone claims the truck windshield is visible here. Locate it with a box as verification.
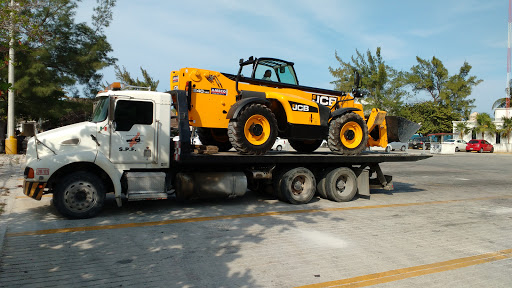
[91,96,109,123]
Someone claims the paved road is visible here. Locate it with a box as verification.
[0,151,511,287]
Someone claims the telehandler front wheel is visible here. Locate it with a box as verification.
[289,139,323,153]
[328,112,368,155]
[228,104,278,155]
[197,128,232,152]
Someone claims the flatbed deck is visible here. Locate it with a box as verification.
[175,151,431,165]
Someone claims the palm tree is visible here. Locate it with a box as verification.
[454,122,470,139]
[500,116,512,144]
[492,97,509,110]
[474,113,496,139]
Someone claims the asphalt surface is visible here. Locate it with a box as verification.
[0,150,511,288]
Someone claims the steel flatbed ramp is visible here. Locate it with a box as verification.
[175,151,432,165]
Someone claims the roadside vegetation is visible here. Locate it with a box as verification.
[0,1,498,136]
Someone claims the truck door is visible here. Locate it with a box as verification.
[110,99,156,164]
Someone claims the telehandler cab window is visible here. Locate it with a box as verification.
[254,59,298,85]
[114,100,153,131]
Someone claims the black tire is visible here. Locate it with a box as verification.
[316,169,330,199]
[490,147,494,153]
[479,148,483,153]
[455,147,460,152]
[385,146,391,153]
[53,171,106,219]
[324,167,357,202]
[279,167,316,204]
[400,145,406,151]
[196,127,232,152]
[289,139,323,153]
[328,112,368,155]
[275,145,282,151]
[272,169,287,202]
[228,104,278,155]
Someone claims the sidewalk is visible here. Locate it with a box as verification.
[0,154,26,255]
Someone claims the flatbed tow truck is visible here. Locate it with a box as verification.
[22,86,431,219]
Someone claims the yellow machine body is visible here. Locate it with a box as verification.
[170,68,364,127]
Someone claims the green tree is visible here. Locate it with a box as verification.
[399,101,459,135]
[492,80,511,109]
[0,0,117,127]
[499,116,512,144]
[406,56,481,119]
[114,65,160,91]
[474,113,496,139]
[329,47,408,115]
[454,121,471,139]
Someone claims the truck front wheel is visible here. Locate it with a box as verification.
[53,171,106,219]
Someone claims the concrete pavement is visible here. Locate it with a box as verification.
[0,152,511,287]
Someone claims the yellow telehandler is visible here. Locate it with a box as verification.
[170,56,418,155]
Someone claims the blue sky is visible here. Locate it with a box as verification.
[78,0,507,116]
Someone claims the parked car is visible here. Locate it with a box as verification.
[409,137,431,150]
[387,142,408,152]
[466,139,494,153]
[443,139,467,152]
[272,138,288,151]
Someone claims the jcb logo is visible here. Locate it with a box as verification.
[313,94,337,106]
[292,104,310,112]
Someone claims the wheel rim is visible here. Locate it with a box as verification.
[335,176,347,192]
[291,176,305,195]
[244,114,271,145]
[63,182,98,213]
[340,121,363,148]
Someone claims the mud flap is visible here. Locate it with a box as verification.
[385,116,421,143]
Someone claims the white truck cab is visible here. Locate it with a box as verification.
[23,83,172,218]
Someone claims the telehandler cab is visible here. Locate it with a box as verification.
[170,56,418,155]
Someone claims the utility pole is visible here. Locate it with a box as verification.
[5,0,17,154]
[507,0,511,117]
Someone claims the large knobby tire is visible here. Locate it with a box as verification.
[53,171,106,219]
[279,167,316,204]
[328,112,368,155]
[228,104,278,155]
[323,167,357,202]
[196,127,232,152]
[289,139,323,153]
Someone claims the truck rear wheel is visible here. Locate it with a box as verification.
[289,139,323,153]
[197,127,232,152]
[323,167,357,202]
[228,104,278,155]
[53,171,106,219]
[328,112,368,155]
[278,167,316,204]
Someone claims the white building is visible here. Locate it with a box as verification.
[452,108,512,152]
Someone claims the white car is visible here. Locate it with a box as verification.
[387,142,408,152]
[443,139,467,152]
[173,136,202,145]
[272,138,288,151]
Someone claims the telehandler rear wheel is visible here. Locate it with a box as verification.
[328,112,368,155]
[289,139,323,153]
[197,128,232,152]
[228,104,278,155]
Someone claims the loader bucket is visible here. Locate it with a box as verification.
[385,116,421,143]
